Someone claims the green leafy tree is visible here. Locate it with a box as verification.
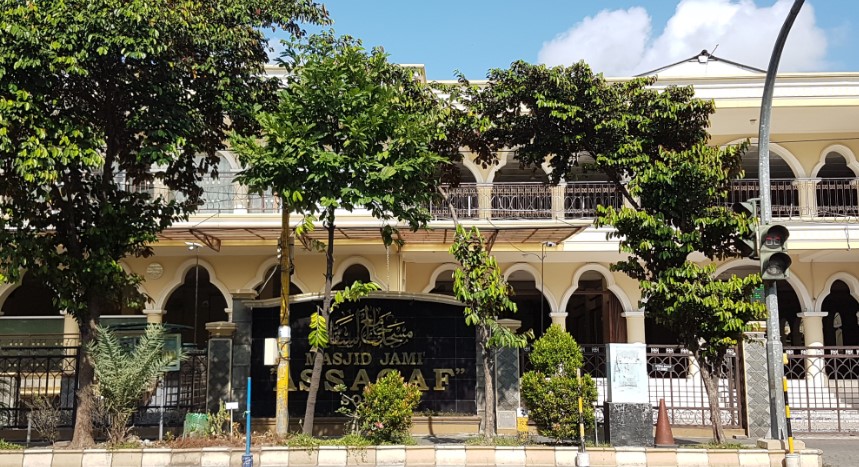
[449,60,765,443]
[449,225,530,438]
[0,0,328,446]
[521,325,597,443]
[90,324,183,444]
[356,371,422,444]
[232,32,451,434]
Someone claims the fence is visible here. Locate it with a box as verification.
[0,344,206,432]
[580,345,742,428]
[784,346,859,433]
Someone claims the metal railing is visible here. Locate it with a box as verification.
[428,184,479,219]
[725,179,800,218]
[491,183,552,219]
[580,345,742,428]
[784,346,859,433]
[0,345,206,431]
[816,178,859,218]
[564,182,623,219]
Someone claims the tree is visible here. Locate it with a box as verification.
[0,0,328,446]
[449,225,530,438]
[232,31,451,435]
[450,61,765,442]
[90,324,182,444]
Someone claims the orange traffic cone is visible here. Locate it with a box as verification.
[654,398,676,447]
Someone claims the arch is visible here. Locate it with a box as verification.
[811,144,859,178]
[815,272,859,314]
[459,154,484,184]
[714,259,813,313]
[722,138,806,178]
[242,257,310,295]
[560,263,634,315]
[331,256,388,292]
[502,262,558,313]
[421,263,459,294]
[486,152,552,183]
[152,258,233,313]
[217,150,242,171]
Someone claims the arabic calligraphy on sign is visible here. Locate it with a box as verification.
[330,305,413,349]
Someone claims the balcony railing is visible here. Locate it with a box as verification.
[429,184,479,220]
[491,183,552,219]
[725,179,800,218]
[564,182,623,219]
[114,178,859,221]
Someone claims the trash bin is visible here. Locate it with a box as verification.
[183,412,209,437]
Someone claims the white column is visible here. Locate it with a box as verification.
[549,312,568,330]
[793,178,820,219]
[551,184,566,220]
[477,183,493,219]
[622,310,646,344]
[143,308,165,324]
[798,311,828,387]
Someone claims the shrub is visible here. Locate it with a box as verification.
[0,439,22,450]
[355,371,421,443]
[520,325,597,443]
[26,396,61,444]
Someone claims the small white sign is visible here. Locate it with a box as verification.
[224,402,239,410]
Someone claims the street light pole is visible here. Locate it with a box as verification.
[757,0,805,441]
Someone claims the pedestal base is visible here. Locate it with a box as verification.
[604,402,653,447]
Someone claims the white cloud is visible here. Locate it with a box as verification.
[538,0,829,76]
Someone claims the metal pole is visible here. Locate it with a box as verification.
[276,203,292,435]
[757,0,804,440]
[158,376,164,441]
[243,376,253,467]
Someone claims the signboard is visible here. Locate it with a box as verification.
[118,332,183,372]
[250,298,476,417]
[605,343,648,404]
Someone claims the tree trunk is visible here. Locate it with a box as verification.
[70,297,101,448]
[302,213,336,435]
[698,356,726,443]
[276,206,291,435]
[479,324,496,438]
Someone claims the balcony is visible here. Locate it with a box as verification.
[133,178,859,221]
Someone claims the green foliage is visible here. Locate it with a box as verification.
[355,371,422,444]
[26,396,61,444]
[309,281,381,350]
[0,0,329,323]
[528,325,583,375]
[520,327,596,443]
[449,225,531,349]
[0,439,21,450]
[90,324,185,444]
[206,401,232,439]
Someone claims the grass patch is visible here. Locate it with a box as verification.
[0,439,22,450]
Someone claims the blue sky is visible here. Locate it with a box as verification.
[273,0,858,79]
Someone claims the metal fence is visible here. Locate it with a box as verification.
[429,184,479,219]
[784,346,859,433]
[0,344,206,431]
[491,183,552,219]
[581,345,742,428]
[564,182,623,219]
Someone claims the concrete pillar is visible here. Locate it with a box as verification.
[232,183,249,214]
[477,183,493,219]
[205,321,237,413]
[61,309,80,346]
[143,308,165,324]
[549,312,568,330]
[230,290,257,414]
[551,184,566,220]
[623,310,646,344]
[798,311,828,387]
[742,321,770,438]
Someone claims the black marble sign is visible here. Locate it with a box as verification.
[250,297,475,417]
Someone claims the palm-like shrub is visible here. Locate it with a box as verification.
[90,324,182,444]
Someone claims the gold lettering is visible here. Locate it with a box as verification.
[360,352,372,365]
[305,353,313,366]
[332,353,343,365]
[434,368,455,391]
[408,369,429,391]
[324,369,345,390]
[376,368,394,380]
[401,353,416,365]
[299,369,313,391]
[388,353,401,365]
[379,353,390,365]
[350,369,371,391]
[417,352,424,365]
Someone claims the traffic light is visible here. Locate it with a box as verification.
[733,200,759,259]
[759,225,791,280]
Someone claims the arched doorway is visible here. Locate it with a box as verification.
[164,266,228,348]
[491,153,551,219]
[822,280,859,346]
[507,270,550,338]
[429,269,456,296]
[815,152,858,217]
[255,265,303,299]
[738,146,799,217]
[0,273,63,335]
[333,264,372,290]
[565,271,626,345]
